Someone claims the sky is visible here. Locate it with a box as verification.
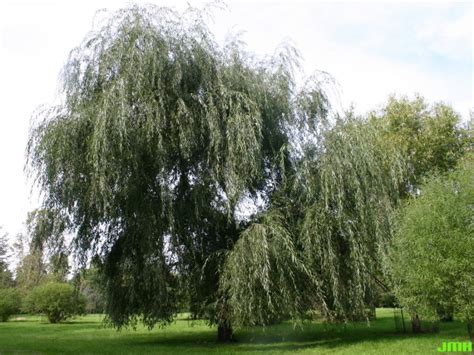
[0,0,472,243]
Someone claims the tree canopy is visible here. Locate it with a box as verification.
[388,155,474,331]
[27,4,330,336]
[370,95,469,191]
[222,115,406,327]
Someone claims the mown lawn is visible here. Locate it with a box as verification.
[0,309,470,354]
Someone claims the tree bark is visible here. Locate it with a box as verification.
[216,293,234,342]
[368,305,376,320]
[411,314,422,334]
[217,321,234,342]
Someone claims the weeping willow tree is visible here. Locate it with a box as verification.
[299,118,406,320]
[223,98,468,328]
[222,115,407,327]
[27,4,330,341]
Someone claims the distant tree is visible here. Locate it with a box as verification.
[73,266,105,314]
[47,251,69,282]
[24,282,86,323]
[0,228,14,289]
[371,95,470,324]
[14,231,47,292]
[14,209,69,290]
[371,95,469,192]
[15,249,47,291]
[389,155,474,339]
[0,288,21,321]
[25,209,69,282]
[467,110,474,154]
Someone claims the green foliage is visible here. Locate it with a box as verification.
[24,282,86,323]
[15,246,47,292]
[46,251,69,282]
[223,115,406,326]
[73,266,105,313]
[25,209,67,252]
[0,288,21,321]
[298,117,405,321]
[0,230,14,289]
[371,95,469,190]
[26,209,69,282]
[389,155,474,323]
[376,291,397,308]
[14,210,70,290]
[29,4,469,334]
[27,4,329,331]
[221,209,316,327]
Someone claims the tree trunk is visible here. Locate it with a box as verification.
[400,308,407,333]
[216,294,234,342]
[217,321,233,342]
[368,305,376,320]
[411,314,422,334]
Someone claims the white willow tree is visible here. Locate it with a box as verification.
[27,5,330,341]
[221,115,407,327]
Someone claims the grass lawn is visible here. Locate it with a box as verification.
[0,309,471,354]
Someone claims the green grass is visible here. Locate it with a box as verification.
[0,309,471,354]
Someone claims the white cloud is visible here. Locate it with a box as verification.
[416,10,472,61]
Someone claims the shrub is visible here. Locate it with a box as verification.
[25,282,86,323]
[0,288,21,321]
[389,156,474,334]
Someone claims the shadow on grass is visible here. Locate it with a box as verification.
[128,333,413,353]
[10,320,102,327]
[3,311,469,354]
[125,316,469,354]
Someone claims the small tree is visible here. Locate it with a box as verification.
[15,247,47,292]
[389,155,474,338]
[0,288,21,321]
[14,209,70,291]
[73,266,105,314]
[0,228,14,289]
[25,282,86,323]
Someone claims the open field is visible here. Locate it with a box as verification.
[0,309,471,354]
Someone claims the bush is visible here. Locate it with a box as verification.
[25,282,86,323]
[0,288,22,321]
[389,156,474,332]
[376,291,397,308]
